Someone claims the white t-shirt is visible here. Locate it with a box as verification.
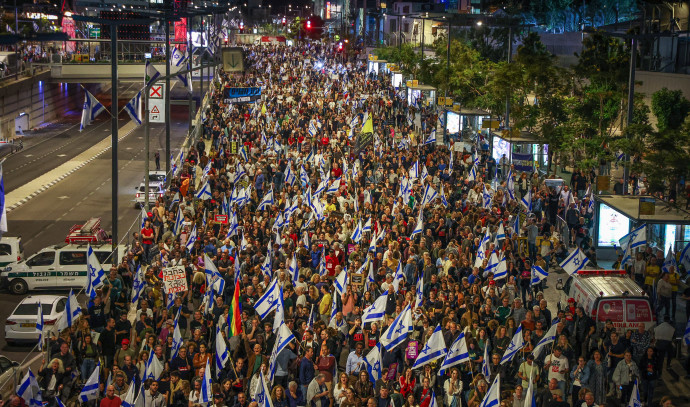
[545,353,569,382]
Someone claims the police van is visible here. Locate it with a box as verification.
[559,270,655,332]
[0,243,126,295]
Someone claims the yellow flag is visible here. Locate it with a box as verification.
[361,115,373,134]
[261,103,267,115]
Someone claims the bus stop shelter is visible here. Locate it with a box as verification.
[594,194,690,261]
[444,106,491,138]
[407,83,436,108]
[490,130,548,174]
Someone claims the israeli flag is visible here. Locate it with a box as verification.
[513,214,521,237]
[57,289,82,331]
[171,309,183,359]
[365,343,383,385]
[79,89,105,131]
[215,325,229,378]
[620,224,647,250]
[409,161,419,179]
[500,326,524,364]
[381,304,413,351]
[205,254,225,293]
[36,303,43,351]
[86,245,106,299]
[482,184,492,208]
[481,344,490,378]
[145,60,161,87]
[532,320,559,358]
[253,370,274,407]
[257,189,274,210]
[79,363,101,402]
[362,290,388,324]
[521,191,532,212]
[410,210,424,238]
[273,285,286,332]
[662,250,677,274]
[524,375,537,407]
[415,272,424,307]
[392,261,405,292]
[627,380,641,407]
[559,248,589,275]
[681,241,690,273]
[120,378,138,407]
[424,129,436,145]
[284,253,297,285]
[485,251,500,275]
[308,121,318,136]
[16,369,42,407]
[268,323,296,383]
[365,260,376,292]
[531,265,548,285]
[300,165,310,187]
[334,268,348,296]
[494,253,508,280]
[196,180,212,200]
[421,164,429,180]
[479,372,500,407]
[439,332,470,375]
[351,220,363,243]
[173,206,184,235]
[185,226,197,251]
[124,91,143,125]
[254,278,281,319]
[200,358,213,403]
[413,325,447,368]
[440,184,449,208]
[467,164,477,182]
[422,184,438,206]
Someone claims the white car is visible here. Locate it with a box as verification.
[5,295,66,344]
[0,355,20,390]
[134,182,165,209]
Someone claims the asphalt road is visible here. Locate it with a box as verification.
[0,102,191,365]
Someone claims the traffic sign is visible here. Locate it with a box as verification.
[148,84,165,123]
[222,47,245,72]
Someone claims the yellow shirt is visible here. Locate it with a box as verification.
[319,293,332,316]
[668,272,680,291]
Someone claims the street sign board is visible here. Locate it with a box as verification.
[222,47,245,72]
[148,84,165,123]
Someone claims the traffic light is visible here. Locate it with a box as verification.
[282,17,286,26]
[239,21,244,33]
[337,42,343,51]
[306,20,311,30]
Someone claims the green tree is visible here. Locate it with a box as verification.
[651,88,690,132]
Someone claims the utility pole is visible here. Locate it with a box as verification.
[443,22,451,145]
[165,18,171,176]
[110,23,118,247]
[505,25,512,130]
[624,37,636,195]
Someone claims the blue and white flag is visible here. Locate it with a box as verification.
[415,272,424,307]
[440,184,449,208]
[196,180,212,200]
[205,254,225,293]
[185,226,197,251]
[79,89,105,131]
[428,390,439,407]
[500,326,524,364]
[413,325,447,368]
[680,241,690,271]
[351,220,363,244]
[79,363,100,402]
[171,309,183,359]
[467,164,477,182]
[334,268,348,296]
[424,129,436,145]
[58,288,82,331]
[288,252,299,285]
[143,346,163,380]
[362,290,388,324]
[200,358,213,403]
[392,261,405,292]
[381,304,412,351]
[495,222,506,242]
[439,332,470,375]
[485,251,500,275]
[86,245,106,299]
[560,248,589,276]
[16,369,41,407]
[494,253,508,281]
[619,224,647,250]
[482,344,491,378]
[662,250,677,274]
[257,189,274,210]
[362,217,372,234]
[273,285,286,333]
[521,191,532,212]
[173,206,184,235]
[268,323,296,383]
[627,380,641,407]
[513,214,521,237]
[422,184,438,206]
[308,121,318,137]
[479,374,500,407]
[124,91,143,125]
[410,210,424,238]
[120,378,138,407]
[421,165,429,180]
[365,343,383,385]
[254,278,280,319]
[145,60,161,87]
[215,325,229,378]
[532,320,559,358]
[36,303,43,351]
[253,370,274,407]
[524,375,537,407]
[531,265,548,285]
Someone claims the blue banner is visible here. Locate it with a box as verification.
[512,152,534,172]
[223,87,262,103]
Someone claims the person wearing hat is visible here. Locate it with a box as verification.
[114,338,136,368]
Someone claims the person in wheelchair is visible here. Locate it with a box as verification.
[38,358,68,407]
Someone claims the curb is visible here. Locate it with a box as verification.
[6,126,137,213]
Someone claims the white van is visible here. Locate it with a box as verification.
[0,236,24,267]
[0,243,126,294]
[560,270,655,333]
